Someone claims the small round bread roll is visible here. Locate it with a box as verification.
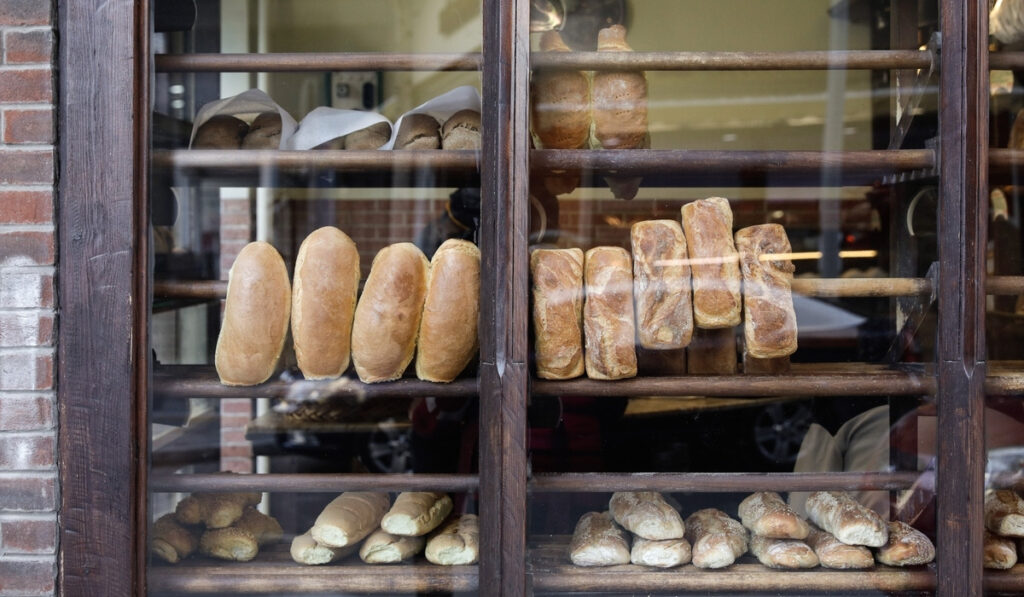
[241,111,282,149]
[395,113,441,150]
[194,114,249,149]
[441,110,481,150]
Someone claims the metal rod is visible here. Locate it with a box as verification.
[529,471,927,492]
[150,473,480,493]
[155,52,483,72]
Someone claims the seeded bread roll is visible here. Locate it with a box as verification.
[214,242,291,386]
[985,489,1024,537]
[233,507,283,546]
[805,491,888,547]
[685,508,748,569]
[174,491,262,529]
[441,109,481,150]
[360,529,426,563]
[152,514,198,564]
[735,224,798,359]
[425,514,479,565]
[200,527,259,562]
[739,491,810,540]
[531,248,585,380]
[583,247,637,380]
[381,492,454,536]
[351,243,430,383]
[681,198,742,329]
[805,526,873,569]
[631,220,693,350]
[292,227,360,380]
[569,511,631,567]
[687,326,737,375]
[593,24,648,199]
[985,530,1018,569]
[416,240,480,382]
[609,491,685,540]
[874,521,935,566]
[630,537,691,568]
[290,530,358,565]
[345,122,391,150]
[395,113,441,150]
[194,114,249,149]
[311,492,391,548]
[241,111,282,149]
[750,534,818,569]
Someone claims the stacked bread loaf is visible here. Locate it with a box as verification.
[570,492,690,568]
[983,489,1024,568]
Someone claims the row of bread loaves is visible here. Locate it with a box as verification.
[983,489,1024,568]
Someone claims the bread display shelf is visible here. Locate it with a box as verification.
[991,52,1024,70]
[529,471,926,493]
[155,52,483,72]
[245,412,411,436]
[150,473,478,494]
[987,361,1024,394]
[985,564,1024,593]
[529,535,934,593]
[990,149,1024,184]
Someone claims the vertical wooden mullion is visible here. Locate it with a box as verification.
[936,1,987,596]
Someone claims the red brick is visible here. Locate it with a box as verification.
[0,230,54,265]
[220,212,250,227]
[220,413,252,428]
[0,396,52,431]
[4,29,52,64]
[0,269,53,309]
[221,457,252,473]
[0,474,55,510]
[220,399,252,415]
[0,558,55,594]
[0,149,53,184]
[0,311,52,346]
[0,190,52,224]
[220,444,252,458]
[220,429,247,444]
[0,1,51,26]
[220,227,251,243]
[0,351,51,391]
[1,518,56,554]
[3,108,52,143]
[0,68,51,102]
[0,433,54,469]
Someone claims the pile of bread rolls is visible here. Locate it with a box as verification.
[532,196,797,381]
[569,490,935,570]
[983,489,1024,569]
[290,491,478,566]
[214,231,480,386]
[152,491,283,564]
[194,112,284,150]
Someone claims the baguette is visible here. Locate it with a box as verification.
[292,227,360,380]
[686,326,737,375]
[685,508,748,569]
[749,534,818,569]
[311,492,391,548]
[360,529,426,563]
[985,489,1024,537]
[152,514,198,564]
[805,526,873,569]
[630,537,691,568]
[738,491,810,540]
[805,491,888,547]
[609,491,684,540]
[874,521,935,566]
[735,224,798,359]
[630,220,693,350]
[569,511,631,567]
[425,514,479,565]
[681,198,742,328]
[984,530,1018,569]
[381,492,453,536]
[531,248,585,380]
[415,240,480,382]
[290,530,358,565]
[583,247,637,380]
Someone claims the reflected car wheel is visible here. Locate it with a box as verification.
[753,402,814,464]
[362,422,414,473]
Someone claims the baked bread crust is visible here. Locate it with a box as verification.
[681,198,742,328]
[569,511,630,567]
[631,220,693,350]
[531,248,585,379]
[416,240,480,382]
[583,247,637,380]
[735,224,798,359]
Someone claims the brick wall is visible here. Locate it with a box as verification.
[0,1,57,595]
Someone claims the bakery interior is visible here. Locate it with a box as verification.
[144,0,1024,593]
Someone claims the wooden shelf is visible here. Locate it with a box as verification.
[529,471,926,493]
[987,362,1024,394]
[985,564,1024,593]
[155,52,482,72]
[991,52,1024,70]
[149,472,478,494]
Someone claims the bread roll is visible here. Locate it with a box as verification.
[351,243,429,383]
[152,514,198,564]
[609,491,684,540]
[241,111,282,150]
[569,511,630,567]
[738,491,810,539]
[630,537,691,568]
[805,491,888,547]
[685,508,748,569]
[360,529,426,563]
[985,530,1018,569]
[750,534,818,569]
[345,122,391,150]
[395,113,441,150]
[199,527,259,562]
[381,492,454,536]
[631,220,693,350]
[874,521,935,566]
[292,227,360,380]
[441,109,481,150]
[311,492,391,548]
[681,198,742,329]
[194,114,248,149]
[290,530,358,565]
[735,224,798,359]
[233,507,283,546]
[687,326,737,375]
[805,526,873,569]
[425,514,479,565]
[985,489,1024,537]
[531,248,585,380]
[416,240,480,382]
[174,491,262,529]
[583,247,637,380]
[215,242,291,386]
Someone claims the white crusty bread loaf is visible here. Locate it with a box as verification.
[985,489,1024,537]
[805,491,888,547]
[681,198,742,329]
[738,491,810,539]
[874,521,935,566]
[630,220,693,350]
[630,537,691,568]
[583,247,638,380]
[805,525,873,569]
[609,491,685,540]
[351,243,429,383]
[425,514,479,565]
[985,530,1018,569]
[359,529,426,564]
[215,242,291,386]
[381,492,453,537]
[735,224,798,359]
[749,535,818,569]
[685,508,748,569]
[290,530,358,565]
[311,492,391,548]
[292,227,360,380]
[569,511,631,567]
[531,248,585,380]
[415,240,480,382]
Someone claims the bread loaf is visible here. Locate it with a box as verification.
[215,242,291,386]
[415,240,480,382]
[395,113,441,150]
[360,529,426,563]
[290,530,358,565]
[874,521,935,566]
[351,243,429,383]
[311,492,391,548]
[194,114,248,149]
[805,491,888,547]
[630,537,691,568]
[750,534,818,569]
[175,491,262,529]
[583,247,637,380]
[687,326,737,375]
[425,514,479,565]
[292,227,360,380]
[199,527,259,562]
[240,111,282,150]
[531,248,585,379]
[681,198,742,329]
[569,511,631,566]
[805,526,873,569]
[985,489,1024,537]
[738,491,810,539]
[344,122,391,150]
[441,109,481,150]
[985,530,1018,569]
[609,491,685,540]
[381,492,454,536]
[233,507,283,546]
[152,514,198,564]
[630,220,693,350]
[685,508,748,569]
[735,224,798,359]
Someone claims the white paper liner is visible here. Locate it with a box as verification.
[283,107,393,151]
[383,86,482,150]
[189,89,298,149]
